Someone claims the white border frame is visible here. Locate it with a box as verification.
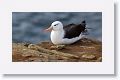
[0,0,114,74]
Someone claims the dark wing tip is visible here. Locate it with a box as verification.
[81,20,86,27]
[82,20,86,24]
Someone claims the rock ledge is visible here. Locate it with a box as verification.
[12,38,102,62]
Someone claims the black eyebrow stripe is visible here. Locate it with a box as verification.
[54,23,59,26]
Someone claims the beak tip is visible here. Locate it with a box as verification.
[43,29,47,32]
[44,27,53,32]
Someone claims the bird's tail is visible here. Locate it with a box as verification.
[81,20,89,35]
[80,20,86,32]
[81,20,93,35]
[81,20,86,26]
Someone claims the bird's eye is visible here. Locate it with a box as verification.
[54,23,58,26]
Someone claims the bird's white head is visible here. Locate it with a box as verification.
[45,21,63,32]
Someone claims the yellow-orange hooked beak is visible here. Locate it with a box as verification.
[44,26,53,32]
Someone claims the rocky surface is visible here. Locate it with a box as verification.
[12,38,102,62]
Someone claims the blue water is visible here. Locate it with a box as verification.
[12,12,102,43]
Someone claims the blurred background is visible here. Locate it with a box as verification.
[12,12,102,43]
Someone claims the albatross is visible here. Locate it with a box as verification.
[44,21,86,45]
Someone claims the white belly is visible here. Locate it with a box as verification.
[50,30,83,45]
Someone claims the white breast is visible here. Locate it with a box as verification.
[50,30,64,44]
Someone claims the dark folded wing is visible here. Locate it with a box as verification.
[63,23,85,39]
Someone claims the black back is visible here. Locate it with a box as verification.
[63,21,86,39]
